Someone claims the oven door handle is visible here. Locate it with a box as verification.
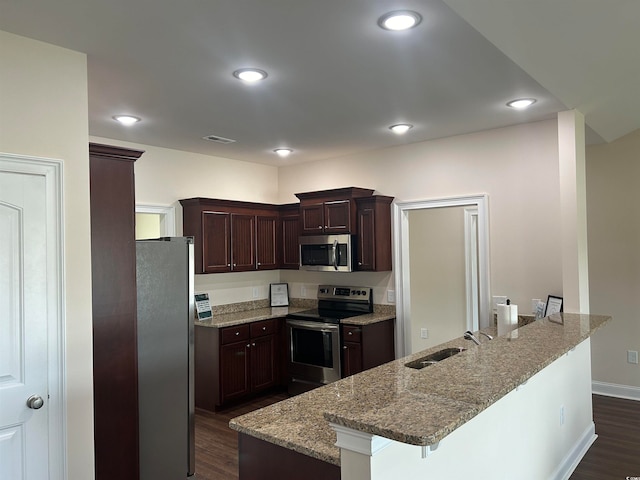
[332,239,339,270]
[286,319,340,332]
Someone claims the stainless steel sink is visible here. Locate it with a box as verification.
[404,347,466,369]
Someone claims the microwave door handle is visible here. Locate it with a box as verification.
[333,239,339,270]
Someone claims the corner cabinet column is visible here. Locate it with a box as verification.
[89,142,144,480]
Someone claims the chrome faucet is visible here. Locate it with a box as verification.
[464,330,493,345]
[463,331,481,345]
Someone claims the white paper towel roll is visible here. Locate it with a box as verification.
[497,303,518,336]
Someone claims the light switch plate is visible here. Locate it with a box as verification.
[628,350,639,364]
[387,290,396,303]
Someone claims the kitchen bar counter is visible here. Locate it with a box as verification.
[229,313,611,466]
[194,304,396,328]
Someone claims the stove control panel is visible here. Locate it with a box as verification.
[318,285,371,302]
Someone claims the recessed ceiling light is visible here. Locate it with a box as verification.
[389,124,413,135]
[273,148,293,158]
[112,115,141,126]
[233,68,268,83]
[378,11,422,31]
[506,98,537,109]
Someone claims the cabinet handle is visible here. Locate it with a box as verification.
[348,331,353,335]
[262,326,267,331]
[257,262,261,266]
[227,264,231,267]
[343,346,348,350]
[246,344,251,348]
[358,262,362,266]
[235,331,240,336]
[318,226,322,229]
[252,343,256,347]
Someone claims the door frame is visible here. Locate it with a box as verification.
[392,194,491,358]
[0,152,65,479]
[135,204,176,237]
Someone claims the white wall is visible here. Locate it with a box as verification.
[278,120,563,311]
[408,206,467,352]
[0,31,94,479]
[587,129,640,392]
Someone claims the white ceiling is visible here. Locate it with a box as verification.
[1,0,637,166]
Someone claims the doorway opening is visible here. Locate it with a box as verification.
[135,204,176,239]
[393,195,491,357]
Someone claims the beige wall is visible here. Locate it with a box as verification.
[587,129,640,390]
[90,136,282,304]
[278,119,564,311]
[0,31,94,479]
[409,206,467,352]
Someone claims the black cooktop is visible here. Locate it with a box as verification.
[286,308,362,324]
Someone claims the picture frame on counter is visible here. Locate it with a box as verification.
[270,283,289,307]
[544,295,563,316]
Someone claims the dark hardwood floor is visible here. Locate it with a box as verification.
[194,392,288,480]
[194,393,639,480]
[570,394,640,480]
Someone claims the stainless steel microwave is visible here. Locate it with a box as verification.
[299,234,353,272]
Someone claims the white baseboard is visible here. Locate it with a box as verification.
[551,422,597,480]
[592,381,640,401]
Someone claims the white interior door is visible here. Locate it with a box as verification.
[0,156,62,479]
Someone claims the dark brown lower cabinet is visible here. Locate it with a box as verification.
[89,142,144,480]
[341,319,395,378]
[196,318,281,410]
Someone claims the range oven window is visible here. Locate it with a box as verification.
[291,328,334,368]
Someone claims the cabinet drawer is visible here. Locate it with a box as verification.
[250,319,277,338]
[342,325,361,342]
[221,324,250,344]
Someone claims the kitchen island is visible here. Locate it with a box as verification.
[229,313,611,479]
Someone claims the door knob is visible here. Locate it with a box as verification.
[26,395,44,410]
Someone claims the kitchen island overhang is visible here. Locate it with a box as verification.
[230,313,611,479]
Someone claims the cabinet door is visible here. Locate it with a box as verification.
[356,206,375,270]
[256,215,278,270]
[324,200,351,233]
[202,211,231,273]
[280,214,300,269]
[250,335,277,392]
[220,341,250,403]
[300,203,324,234]
[231,214,255,271]
[342,342,362,377]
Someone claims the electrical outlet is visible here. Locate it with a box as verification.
[560,405,565,425]
[627,350,639,364]
[531,298,541,314]
[252,287,259,299]
[387,290,396,303]
[301,285,307,297]
[420,328,429,339]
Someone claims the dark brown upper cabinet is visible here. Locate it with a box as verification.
[278,203,300,270]
[180,188,393,274]
[295,187,374,235]
[181,198,278,274]
[355,195,394,271]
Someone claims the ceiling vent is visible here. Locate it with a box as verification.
[202,134,236,144]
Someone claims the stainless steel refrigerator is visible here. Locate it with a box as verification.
[136,237,195,479]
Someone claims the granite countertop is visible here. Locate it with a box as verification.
[194,302,396,328]
[229,313,611,466]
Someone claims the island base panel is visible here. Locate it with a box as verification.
[239,433,340,480]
